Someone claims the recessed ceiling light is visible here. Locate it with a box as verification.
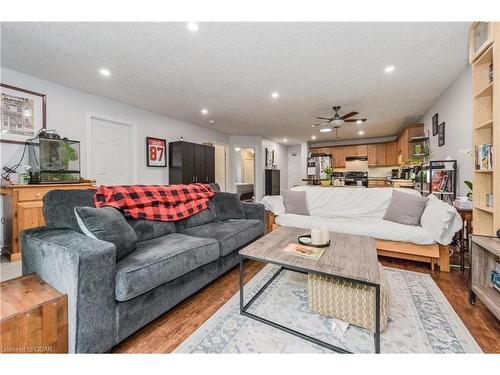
[187,22,199,32]
[283,138,288,143]
[384,65,395,73]
[320,128,332,133]
[201,108,208,115]
[358,130,365,135]
[271,92,280,99]
[311,135,316,140]
[209,120,215,124]
[99,68,110,76]
[356,120,363,124]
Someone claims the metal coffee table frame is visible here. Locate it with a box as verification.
[239,255,381,354]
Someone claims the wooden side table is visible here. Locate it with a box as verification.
[0,181,95,262]
[454,208,473,271]
[0,274,68,353]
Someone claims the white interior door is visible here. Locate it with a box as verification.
[90,116,135,186]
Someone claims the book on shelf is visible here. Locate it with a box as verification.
[491,271,500,293]
[475,144,493,171]
[431,170,450,192]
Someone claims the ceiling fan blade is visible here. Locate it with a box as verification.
[344,118,367,123]
[315,116,333,121]
[311,123,329,127]
[341,111,359,120]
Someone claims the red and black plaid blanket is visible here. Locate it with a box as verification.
[94,184,215,221]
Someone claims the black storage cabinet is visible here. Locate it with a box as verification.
[169,141,215,184]
[265,169,280,195]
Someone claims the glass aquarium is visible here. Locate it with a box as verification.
[28,136,81,183]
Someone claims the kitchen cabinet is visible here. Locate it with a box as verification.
[330,146,345,167]
[368,144,378,166]
[345,145,358,158]
[385,141,398,166]
[356,144,368,156]
[396,124,424,165]
[376,143,386,166]
[169,141,215,184]
[311,147,331,155]
[0,182,95,262]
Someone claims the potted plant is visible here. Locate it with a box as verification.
[321,166,334,187]
[464,180,473,201]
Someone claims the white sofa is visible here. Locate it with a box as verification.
[261,186,463,272]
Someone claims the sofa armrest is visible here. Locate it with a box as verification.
[242,202,265,221]
[21,227,117,353]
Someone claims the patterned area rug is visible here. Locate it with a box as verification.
[175,265,481,353]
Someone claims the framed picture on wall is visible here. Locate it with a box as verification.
[432,113,439,136]
[438,122,445,147]
[146,137,167,167]
[0,83,46,144]
[265,147,274,169]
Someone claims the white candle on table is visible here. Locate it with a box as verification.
[311,228,322,245]
[320,227,329,244]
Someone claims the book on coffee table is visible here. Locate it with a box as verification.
[281,243,325,260]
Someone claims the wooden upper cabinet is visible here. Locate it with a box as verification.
[345,145,367,157]
[311,147,331,155]
[396,124,423,164]
[385,141,398,166]
[330,146,345,167]
[344,145,358,158]
[357,144,368,156]
[367,144,378,166]
[376,143,386,166]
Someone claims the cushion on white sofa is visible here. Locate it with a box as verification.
[420,194,463,245]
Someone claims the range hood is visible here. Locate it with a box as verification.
[345,156,368,172]
[345,156,368,161]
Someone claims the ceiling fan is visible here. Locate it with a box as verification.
[312,106,367,136]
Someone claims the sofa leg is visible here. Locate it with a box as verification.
[439,245,450,272]
[430,259,435,271]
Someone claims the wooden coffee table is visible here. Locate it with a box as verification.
[239,226,381,353]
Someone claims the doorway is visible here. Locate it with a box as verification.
[87,114,137,186]
[234,146,255,202]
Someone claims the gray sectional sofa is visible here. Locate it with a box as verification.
[21,186,265,353]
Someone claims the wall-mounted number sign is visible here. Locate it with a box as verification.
[146,137,167,167]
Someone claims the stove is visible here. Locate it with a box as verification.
[344,171,369,187]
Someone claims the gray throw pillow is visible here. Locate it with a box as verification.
[213,192,246,221]
[75,206,137,260]
[282,190,309,215]
[383,190,428,226]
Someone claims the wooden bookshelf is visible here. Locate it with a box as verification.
[471,23,499,236]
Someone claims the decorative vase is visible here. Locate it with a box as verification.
[321,179,331,187]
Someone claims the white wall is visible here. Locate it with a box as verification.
[420,66,472,196]
[0,68,230,247]
[0,68,229,183]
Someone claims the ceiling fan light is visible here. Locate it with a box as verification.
[333,119,344,126]
[320,127,332,133]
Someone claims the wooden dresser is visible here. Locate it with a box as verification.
[0,274,68,353]
[1,182,94,262]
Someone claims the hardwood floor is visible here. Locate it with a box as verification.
[113,255,500,354]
